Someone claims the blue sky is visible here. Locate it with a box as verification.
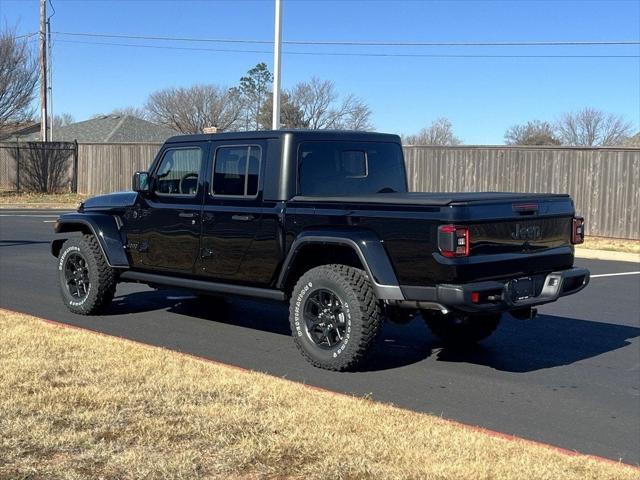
[1,0,639,143]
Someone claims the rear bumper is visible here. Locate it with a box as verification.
[401,267,590,313]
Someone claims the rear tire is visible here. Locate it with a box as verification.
[289,264,382,371]
[57,235,116,315]
[423,311,501,345]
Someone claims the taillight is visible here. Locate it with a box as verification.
[438,224,470,257]
[572,217,585,244]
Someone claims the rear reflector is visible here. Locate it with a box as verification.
[471,292,480,303]
[438,224,470,257]
[572,217,585,244]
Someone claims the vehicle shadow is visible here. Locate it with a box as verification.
[108,289,292,336]
[108,289,429,368]
[106,289,640,373]
[434,313,640,373]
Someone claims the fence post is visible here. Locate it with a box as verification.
[15,142,21,193]
[72,140,78,193]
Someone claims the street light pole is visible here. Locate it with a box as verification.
[272,0,282,130]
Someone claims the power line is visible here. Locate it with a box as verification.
[53,38,640,58]
[52,31,640,47]
[16,32,38,39]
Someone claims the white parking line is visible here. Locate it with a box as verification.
[43,220,57,223]
[0,214,60,218]
[591,271,640,278]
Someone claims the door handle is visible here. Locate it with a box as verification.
[231,214,254,222]
[179,212,199,225]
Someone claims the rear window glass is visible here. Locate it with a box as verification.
[298,142,406,196]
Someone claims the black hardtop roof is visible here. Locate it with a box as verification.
[165,129,401,144]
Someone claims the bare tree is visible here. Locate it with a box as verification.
[504,120,560,145]
[11,142,74,192]
[403,118,461,145]
[145,85,243,134]
[555,108,633,146]
[109,106,148,119]
[52,113,75,128]
[340,96,373,131]
[289,77,373,130]
[0,30,38,128]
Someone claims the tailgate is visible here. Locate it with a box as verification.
[453,195,575,256]
[439,196,577,283]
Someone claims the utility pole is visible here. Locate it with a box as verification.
[47,17,53,141]
[39,0,48,142]
[272,0,282,130]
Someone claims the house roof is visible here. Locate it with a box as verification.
[13,115,178,143]
[0,121,40,141]
[625,132,640,147]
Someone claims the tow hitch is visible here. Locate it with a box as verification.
[511,307,538,320]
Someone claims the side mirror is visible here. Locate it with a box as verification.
[132,171,150,193]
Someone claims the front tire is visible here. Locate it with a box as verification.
[423,311,501,345]
[289,264,382,371]
[58,235,116,315]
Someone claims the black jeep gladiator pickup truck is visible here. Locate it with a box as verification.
[52,130,589,370]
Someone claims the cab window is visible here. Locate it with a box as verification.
[154,147,203,196]
[212,145,261,197]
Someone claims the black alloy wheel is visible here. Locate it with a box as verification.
[63,252,91,301]
[303,288,348,349]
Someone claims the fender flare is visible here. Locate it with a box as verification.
[51,213,129,268]
[277,230,404,301]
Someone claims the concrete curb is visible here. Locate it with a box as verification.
[575,249,640,263]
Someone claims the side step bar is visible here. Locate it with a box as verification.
[120,271,286,302]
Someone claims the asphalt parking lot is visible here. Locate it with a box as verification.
[1,210,639,464]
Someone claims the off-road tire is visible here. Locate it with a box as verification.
[423,311,501,345]
[58,235,116,315]
[289,264,382,371]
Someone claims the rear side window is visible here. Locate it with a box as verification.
[155,147,202,196]
[298,141,406,196]
[212,145,261,197]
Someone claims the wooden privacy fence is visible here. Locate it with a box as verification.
[76,143,162,194]
[404,146,639,239]
[1,142,638,239]
[0,142,162,193]
[0,142,78,193]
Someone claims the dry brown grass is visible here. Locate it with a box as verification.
[0,191,86,208]
[0,309,637,480]
[576,236,640,254]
